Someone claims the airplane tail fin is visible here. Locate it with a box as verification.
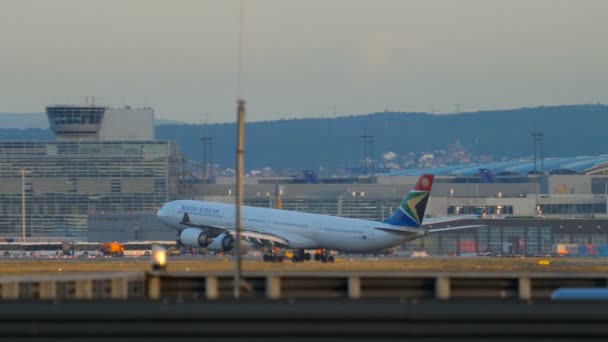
[478,168,496,183]
[474,207,487,218]
[303,170,319,184]
[384,174,434,227]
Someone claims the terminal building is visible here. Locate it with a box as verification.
[0,105,179,241]
[178,170,608,256]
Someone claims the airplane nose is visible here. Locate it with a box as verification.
[157,204,169,220]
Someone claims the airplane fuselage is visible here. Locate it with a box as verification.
[157,200,423,252]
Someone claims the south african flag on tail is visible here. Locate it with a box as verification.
[384,174,434,227]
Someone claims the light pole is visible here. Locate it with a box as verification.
[531,132,544,173]
[19,168,27,242]
[235,0,246,299]
[200,137,212,179]
[361,134,374,177]
[235,99,245,299]
[209,138,214,180]
[604,182,607,215]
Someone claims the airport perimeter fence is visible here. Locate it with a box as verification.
[3,271,608,301]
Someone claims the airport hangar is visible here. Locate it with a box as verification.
[3,106,608,255]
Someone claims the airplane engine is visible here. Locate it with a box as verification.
[179,228,212,248]
[207,232,235,252]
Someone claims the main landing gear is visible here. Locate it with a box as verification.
[313,249,335,263]
[262,248,335,263]
[262,253,284,263]
[291,249,312,263]
[262,247,285,263]
[288,249,334,263]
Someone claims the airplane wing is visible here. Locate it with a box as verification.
[239,230,289,247]
[180,219,290,247]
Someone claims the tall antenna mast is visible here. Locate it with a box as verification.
[234,0,246,300]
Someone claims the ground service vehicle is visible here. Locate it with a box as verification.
[122,241,176,257]
[101,242,125,256]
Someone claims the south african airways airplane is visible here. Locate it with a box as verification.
[156,174,482,262]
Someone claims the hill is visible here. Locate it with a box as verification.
[157,104,608,173]
[1,105,607,173]
[0,113,49,129]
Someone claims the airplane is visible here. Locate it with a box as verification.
[156,174,483,262]
[478,168,497,183]
[302,170,319,184]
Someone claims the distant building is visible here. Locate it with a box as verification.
[46,105,154,141]
[87,212,175,242]
[0,105,179,241]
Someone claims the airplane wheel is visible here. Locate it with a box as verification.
[314,253,321,261]
[304,253,311,261]
[276,256,284,263]
[263,254,270,262]
[328,256,335,263]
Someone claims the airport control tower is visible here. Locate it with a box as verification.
[46,105,154,141]
[0,103,177,241]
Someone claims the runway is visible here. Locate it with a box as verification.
[3,255,608,274]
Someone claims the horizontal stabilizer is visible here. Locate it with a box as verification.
[374,226,420,234]
[422,215,481,226]
[427,225,485,233]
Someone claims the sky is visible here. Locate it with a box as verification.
[0,0,607,123]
